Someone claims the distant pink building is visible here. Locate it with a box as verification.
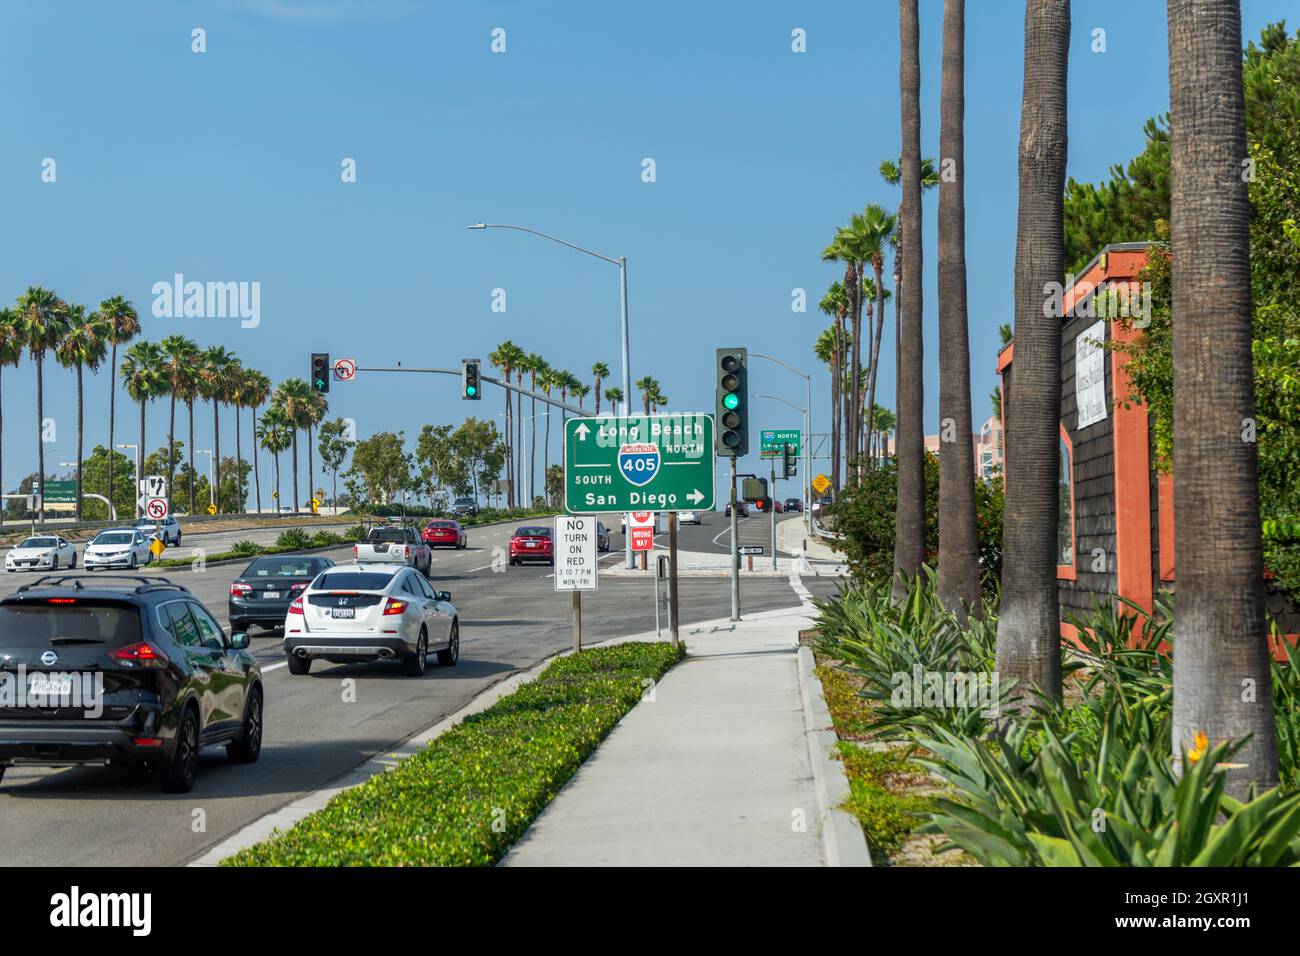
[921,417,1001,479]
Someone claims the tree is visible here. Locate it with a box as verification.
[256,405,293,510]
[199,346,238,514]
[488,341,523,506]
[119,340,165,506]
[303,390,327,512]
[523,352,545,507]
[540,366,561,481]
[893,0,927,598]
[158,335,199,512]
[415,423,466,505]
[229,366,261,512]
[996,0,1070,708]
[935,0,981,618]
[14,286,68,523]
[1168,0,1276,794]
[318,417,354,511]
[859,204,897,472]
[452,417,505,503]
[271,377,313,513]
[821,233,858,483]
[546,464,564,508]
[77,444,136,521]
[349,431,412,505]
[591,361,609,414]
[635,375,659,415]
[242,370,272,513]
[603,386,623,415]
[0,309,21,527]
[53,304,109,521]
[817,285,848,496]
[98,295,140,518]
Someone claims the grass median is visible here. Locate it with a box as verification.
[223,640,685,866]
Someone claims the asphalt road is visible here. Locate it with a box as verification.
[0,513,839,867]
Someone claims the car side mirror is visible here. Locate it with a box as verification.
[230,631,251,650]
[435,591,451,603]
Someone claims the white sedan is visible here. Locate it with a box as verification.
[5,535,77,572]
[678,511,700,525]
[282,563,459,677]
[83,528,153,570]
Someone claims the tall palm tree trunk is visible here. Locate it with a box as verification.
[937,0,982,617]
[503,378,513,507]
[167,393,177,509]
[847,266,862,479]
[35,355,46,524]
[543,406,552,488]
[893,0,927,597]
[516,377,524,505]
[273,451,281,511]
[188,402,196,516]
[107,343,117,517]
[996,0,1069,706]
[529,391,537,507]
[74,364,84,521]
[1168,0,1276,795]
[291,432,300,512]
[307,424,315,510]
[212,402,221,513]
[234,404,243,513]
[865,265,887,472]
[252,405,262,513]
[138,399,147,480]
[0,366,6,528]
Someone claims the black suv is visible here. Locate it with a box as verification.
[0,574,263,793]
[450,497,479,518]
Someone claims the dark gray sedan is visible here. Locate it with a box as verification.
[229,554,335,631]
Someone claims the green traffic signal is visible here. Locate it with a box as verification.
[466,385,477,397]
[723,393,740,410]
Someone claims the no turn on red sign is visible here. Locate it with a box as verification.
[628,511,655,552]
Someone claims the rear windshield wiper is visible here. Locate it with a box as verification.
[48,637,107,645]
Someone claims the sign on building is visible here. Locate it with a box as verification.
[1076,320,1108,429]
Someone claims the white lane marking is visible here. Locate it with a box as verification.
[261,661,288,674]
[711,515,749,547]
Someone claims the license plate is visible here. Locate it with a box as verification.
[331,607,356,619]
[29,673,73,695]
[264,591,281,599]
[525,542,536,548]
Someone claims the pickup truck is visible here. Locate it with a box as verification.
[353,527,432,576]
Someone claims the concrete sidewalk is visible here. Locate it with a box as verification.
[502,593,870,867]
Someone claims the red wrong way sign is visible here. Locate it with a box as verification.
[628,511,655,552]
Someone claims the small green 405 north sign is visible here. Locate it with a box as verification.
[760,428,802,457]
[564,413,716,514]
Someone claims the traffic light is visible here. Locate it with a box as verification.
[783,443,798,479]
[311,353,330,393]
[741,476,767,503]
[461,358,481,400]
[715,347,749,456]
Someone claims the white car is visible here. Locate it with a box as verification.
[5,535,77,572]
[83,528,153,570]
[133,515,181,546]
[678,511,700,525]
[282,563,459,677]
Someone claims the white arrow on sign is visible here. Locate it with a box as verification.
[687,489,705,505]
[574,422,591,441]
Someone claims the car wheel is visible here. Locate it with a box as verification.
[129,553,137,569]
[227,687,263,764]
[437,620,460,667]
[70,553,77,569]
[160,708,199,793]
[51,554,58,571]
[287,653,311,674]
[406,629,428,676]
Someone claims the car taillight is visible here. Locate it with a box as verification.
[230,582,252,597]
[108,641,168,667]
[290,582,307,591]
[289,597,304,614]
[404,545,411,558]
[353,545,358,558]
[382,598,407,616]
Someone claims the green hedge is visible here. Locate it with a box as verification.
[223,641,684,866]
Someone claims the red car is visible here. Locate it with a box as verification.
[509,525,553,566]
[422,520,467,549]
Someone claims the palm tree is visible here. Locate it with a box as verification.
[539,366,561,482]
[574,383,591,411]
[198,346,237,514]
[893,0,927,598]
[54,305,109,521]
[256,405,293,511]
[14,287,69,523]
[304,390,328,512]
[229,367,259,512]
[635,375,658,415]
[99,295,140,515]
[936,0,981,617]
[871,405,896,464]
[603,386,623,416]
[996,0,1069,707]
[1168,0,1276,795]
[271,378,314,513]
[821,229,861,477]
[858,204,897,472]
[488,341,523,506]
[243,370,272,513]
[0,309,25,526]
[818,284,848,497]
[523,352,545,506]
[591,361,610,414]
[120,341,164,502]
[159,335,199,511]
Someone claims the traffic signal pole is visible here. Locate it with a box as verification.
[730,457,740,621]
[771,455,778,572]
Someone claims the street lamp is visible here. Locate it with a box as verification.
[499,411,551,505]
[196,450,214,509]
[116,444,140,517]
[752,350,814,533]
[469,221,634,567]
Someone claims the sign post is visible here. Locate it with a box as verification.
[555,515,598,652]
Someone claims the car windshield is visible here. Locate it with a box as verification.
[368,529,408,542]
[244,557,317,578]
[315,571,395,591]
[454,498,473,506]
[19,538,58,549]
[0,601,142,649]
[515,527,550,538]
[93,532,134,545]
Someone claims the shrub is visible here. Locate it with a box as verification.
[229,539,261,556]
[275,528,312,550]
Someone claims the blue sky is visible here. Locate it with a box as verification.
[1,0,1294,502]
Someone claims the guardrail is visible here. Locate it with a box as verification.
[811,514,843,541]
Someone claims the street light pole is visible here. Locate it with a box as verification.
[468,222,634,567]
[750,353,813,532]
[757,393,808,564]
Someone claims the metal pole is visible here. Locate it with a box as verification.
[805,377,813,533]
[572,592,582,653]
[620,257,634,571]
[668,512,680,649]
[771,455,778,571]
[654,557,661,636]
[729,457,740,621]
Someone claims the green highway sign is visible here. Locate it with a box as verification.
[41,479,77,504]
[760,428,802,457]
[564,413,716,514]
